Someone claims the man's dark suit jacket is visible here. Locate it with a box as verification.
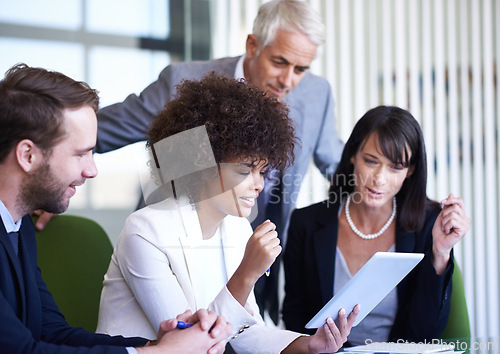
[0,215,147,353]
[282,198,453,342]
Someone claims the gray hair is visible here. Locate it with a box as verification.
[252,0,325,48]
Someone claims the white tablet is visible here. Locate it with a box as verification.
[305,251,424,328]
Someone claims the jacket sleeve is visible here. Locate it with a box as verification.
[0,265,147,354]
[0,216,148,354]
[95,58,237,153]
[38,266,148,351]
[209,285,301,354]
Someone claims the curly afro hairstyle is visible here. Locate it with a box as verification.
[148,72,297,170]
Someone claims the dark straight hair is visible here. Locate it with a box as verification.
[328,105,438,232]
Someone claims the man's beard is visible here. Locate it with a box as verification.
[19,162,71,215]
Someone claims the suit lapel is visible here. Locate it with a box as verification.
[0,227,22,276]
[314,224,338,305]
[177,201,207,309]
[0,216,43,335]
[219,219,242,279]
[0,221,27,318]
[312,202,340,305]
[395,221,417,253]
[18,219,43,336]
[393,216,418,312]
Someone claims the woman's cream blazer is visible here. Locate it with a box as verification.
[97,197,300,354]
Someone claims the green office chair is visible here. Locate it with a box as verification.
[34,214,113,332]
[440,258,471,340]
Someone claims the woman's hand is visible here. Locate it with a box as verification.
[226,220,280,307]
[432,193,471,274]
[239,219,281,282]
[31,210,57,230]
[282,305,360,354]
[139,309,232,354]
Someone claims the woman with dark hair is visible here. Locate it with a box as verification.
[97,73,359,353]
[283,105,470,345]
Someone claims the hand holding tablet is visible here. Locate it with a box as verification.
[306,252,424,328]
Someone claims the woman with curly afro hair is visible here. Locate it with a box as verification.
[97,73,358,353]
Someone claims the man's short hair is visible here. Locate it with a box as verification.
[252,0,325,48]
[0,63,99,163]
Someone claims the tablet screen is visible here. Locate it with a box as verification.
[305,251,424,328]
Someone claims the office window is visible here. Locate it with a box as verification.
[0,38,84,79]
[86,0,169,38]
[0,0,81,30]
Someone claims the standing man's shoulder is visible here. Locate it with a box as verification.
[286,71,333,108]
[294,71,332,94]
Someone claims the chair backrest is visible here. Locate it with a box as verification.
[440,258,471,339]
[35,214,113,332]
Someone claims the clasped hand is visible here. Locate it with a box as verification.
[144,309,232,354]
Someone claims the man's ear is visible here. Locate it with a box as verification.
[245,34,259,59]
[16,139,41,172]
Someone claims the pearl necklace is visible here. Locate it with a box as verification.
[345,194,396,240]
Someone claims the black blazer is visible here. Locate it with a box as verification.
[282,199,453,342]
[0,215,147,353]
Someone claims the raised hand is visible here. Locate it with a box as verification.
[239,219,281,281]
[432,193,471,274]
[226,219,281,307]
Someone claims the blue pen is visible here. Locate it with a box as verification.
[176,321,193,329]
[262,219,273,277]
